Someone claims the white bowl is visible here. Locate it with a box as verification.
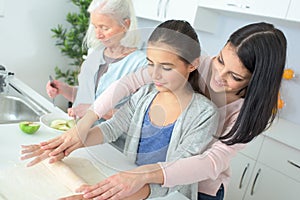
[40,112,74,133]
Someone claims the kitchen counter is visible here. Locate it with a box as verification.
[0,77,189,200]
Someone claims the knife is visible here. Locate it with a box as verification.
[49,75,56,107]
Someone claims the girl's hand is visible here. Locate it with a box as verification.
[20,127,84,166]
[40,126,84,158]
[20,144,64,167]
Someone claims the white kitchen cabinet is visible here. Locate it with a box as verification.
[225,135,264,200]
[286,0,300,22]
[198,0,291,20]
[132,0,198,22]
[225,119,300,200]
[243,163,300,200]
[226,153,256,200]
[132,0,163,21]
[132,0,218,32]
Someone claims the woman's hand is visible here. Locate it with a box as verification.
[46,79,76,102]
[79,165,159,200]
[59,193,91,200]
[46,79,62,98]
[68,104,91,118]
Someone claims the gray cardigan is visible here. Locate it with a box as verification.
[98,84,219,199]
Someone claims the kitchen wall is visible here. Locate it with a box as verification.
[0,0,77,109]
[0,2,299,125]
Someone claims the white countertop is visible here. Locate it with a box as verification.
[2,76,299,200]
[263,117,300,151]
[0,77,189,200]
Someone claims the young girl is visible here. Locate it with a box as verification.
[41,22,286,200]
[22,20,219,200]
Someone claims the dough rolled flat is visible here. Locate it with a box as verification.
[0,157,106,199]
[41,157,87,192]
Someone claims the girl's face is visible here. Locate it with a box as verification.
[90,12,127,47]
[147,43,195,93]
[210,43,252,96]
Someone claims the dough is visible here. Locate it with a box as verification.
[0,157,106,200]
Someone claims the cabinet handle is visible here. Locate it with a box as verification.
[287,160,300,169]
[239,163,249,189]
[157,0,163,17]
[250,168,261,195]
[227,3,250,9]
[164,0,170,18]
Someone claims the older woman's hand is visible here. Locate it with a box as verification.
[68,104,91,118]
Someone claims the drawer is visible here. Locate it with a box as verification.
[257,137,300,182]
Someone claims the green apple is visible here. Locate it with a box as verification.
[19,121,40,134]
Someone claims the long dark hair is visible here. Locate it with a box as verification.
[148,20,201,93]
[219,22,287,145]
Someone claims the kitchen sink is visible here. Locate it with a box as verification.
[0,83,50,124]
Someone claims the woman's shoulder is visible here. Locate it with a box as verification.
[126,49,146,59]
[191,92,218,112]
[82,46,105,66]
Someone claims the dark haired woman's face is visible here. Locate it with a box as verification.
[210,43,251,97]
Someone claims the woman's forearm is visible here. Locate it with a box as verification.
[124,185,150,200]
[92,67,151,118]
[134,164,164,185]
[61,84,77,102]
[76,110,99,142]
[160,141,246,187]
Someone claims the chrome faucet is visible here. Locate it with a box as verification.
[0,65,14,94]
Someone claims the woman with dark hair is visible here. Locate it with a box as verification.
[22,22,287,200]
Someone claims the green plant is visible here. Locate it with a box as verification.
[51,0,92,86]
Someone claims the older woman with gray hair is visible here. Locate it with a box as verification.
[46,0,147,120]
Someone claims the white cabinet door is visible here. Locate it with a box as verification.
[164,0,198,23]
[132,0,164,21]
[244,163,300,200]
[198,0,290,19]
[286,0,300,22]
[132,0,199,26]
[225,153,256,200]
